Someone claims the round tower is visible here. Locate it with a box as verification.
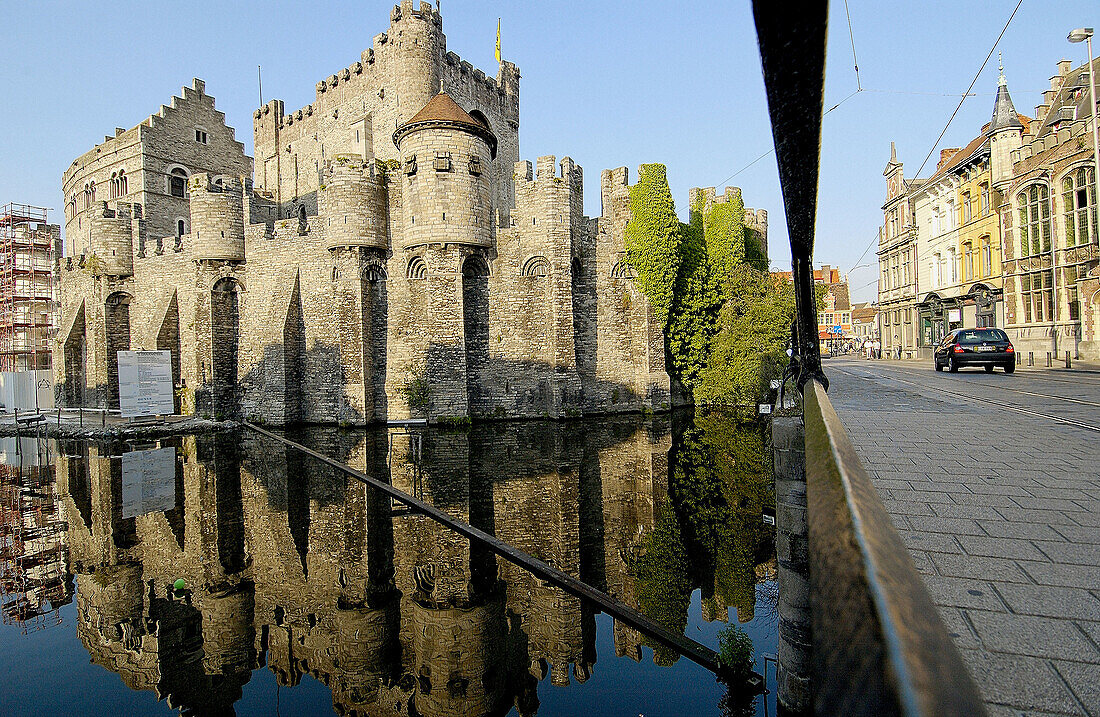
[189,174,246,261]
[89,203,134,276]
[389,1,444,127]
[392,93,497,250]
[200,581,256,677]
[319,157,388,250]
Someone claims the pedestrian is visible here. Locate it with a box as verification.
[872,338,881,359]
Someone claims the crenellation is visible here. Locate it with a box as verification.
[536,155,557,180]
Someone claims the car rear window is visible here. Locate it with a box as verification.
[957,329,1008,344]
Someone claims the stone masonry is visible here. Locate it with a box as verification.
[53,2,767,425]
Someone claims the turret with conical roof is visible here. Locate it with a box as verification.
[990,59,1026,187]
[392,92,496,250]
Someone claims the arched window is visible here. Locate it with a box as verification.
[610,260,637,279]
[947,247,957,284]
[462,255,489,278]
[177,219,187,237]
[962,241,974,281]
[363,264,386,283]
[169,167,188,198]
[980,235,992,278]
[407,256,427,279]
[109,172,118,199]
[1017,184,1051,257]
[521,255,551,277]
[1062,167,1097,247]
[118,169,127,196]
[88,181,96,204]
[931,253,941,288]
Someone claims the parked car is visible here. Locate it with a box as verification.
[933,328,1015,373]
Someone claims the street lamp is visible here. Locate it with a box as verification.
[1068,28,1100,247]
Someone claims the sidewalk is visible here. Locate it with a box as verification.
[827,362,1100,717]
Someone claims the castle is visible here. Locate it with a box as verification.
[55,1,767,424]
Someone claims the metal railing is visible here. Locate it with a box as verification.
[752,2,988,713]
[803,381,986,715]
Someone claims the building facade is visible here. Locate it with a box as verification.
[52,2,766,424]
[999,58,1100,361]
[882,56,1099,362]
[850,302,878,348]
[878,144,920,359]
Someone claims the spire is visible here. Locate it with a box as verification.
[890,141,897,162]
[998,51,1006,87]
[989,59,1023,133]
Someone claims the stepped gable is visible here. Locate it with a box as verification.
[393,92,497,157]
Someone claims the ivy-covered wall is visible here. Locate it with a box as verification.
[623,166,791,406]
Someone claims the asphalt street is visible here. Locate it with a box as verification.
[826,357,1100,717]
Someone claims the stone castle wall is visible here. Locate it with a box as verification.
[252,0,520,223]
[53,3,766,426]
[62,79,251,256]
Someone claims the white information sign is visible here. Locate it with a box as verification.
[121,447,177,518]
[117,350,175,418]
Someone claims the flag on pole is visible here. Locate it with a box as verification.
[495,18,501,63]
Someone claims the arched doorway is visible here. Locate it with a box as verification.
[104,292,132,409]
[63,304,87,407]
[210,278,240,418]
[462,255,489,412]
[362,263,388,421]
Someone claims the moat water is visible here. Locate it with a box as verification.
[0,411,777,716]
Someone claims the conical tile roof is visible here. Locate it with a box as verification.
[393,93,497,157]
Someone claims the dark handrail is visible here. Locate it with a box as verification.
[753,0,828,391]
[752,1,987,713]
[804,382,986,715]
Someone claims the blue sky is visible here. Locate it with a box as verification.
[0,1,1096,301]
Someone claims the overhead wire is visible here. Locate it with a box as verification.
[909,0,1025,182]
[716,2,865,188]
[843,0,861,91]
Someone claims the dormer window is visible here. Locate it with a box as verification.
[195,128,208,144]
[434,152,452,172]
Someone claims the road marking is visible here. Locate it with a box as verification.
[839,361,1100,409]
[830,365,1100,434]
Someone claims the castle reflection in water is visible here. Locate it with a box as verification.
[9,413,775,716]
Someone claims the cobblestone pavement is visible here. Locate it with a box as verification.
[826,357,1100,717]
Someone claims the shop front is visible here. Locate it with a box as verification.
[916,284,1002,358]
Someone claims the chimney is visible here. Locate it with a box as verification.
[937,148,961,172]
[1058,59,1072,77]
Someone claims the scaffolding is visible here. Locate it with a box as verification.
[0,203,55,372]
[0,435,70,633]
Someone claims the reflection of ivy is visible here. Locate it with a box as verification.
[631,411,776,667]
[630,497,692,666]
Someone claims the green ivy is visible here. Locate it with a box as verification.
[623,164,683,327]
[703,193,746,288]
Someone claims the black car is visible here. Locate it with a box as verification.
[934,328,1015,373]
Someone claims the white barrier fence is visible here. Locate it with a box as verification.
[0,370,54,413]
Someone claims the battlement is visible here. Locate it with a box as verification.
[391,0,441,28]
[743,208,768,231]
[600,167,630,192]
[513,156,583,187]
[689,185,743,211]
[93,201,139,222]
[189,173,247,195]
